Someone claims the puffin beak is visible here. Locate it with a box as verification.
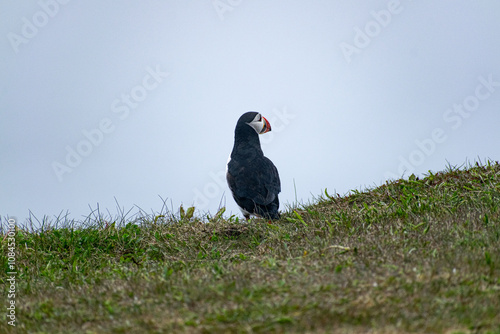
[260,116,271,134]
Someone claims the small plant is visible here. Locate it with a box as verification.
[179,205,195,220]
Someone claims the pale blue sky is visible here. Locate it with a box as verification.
[2,1,500,225]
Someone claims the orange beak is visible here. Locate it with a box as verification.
[260,116,272,134]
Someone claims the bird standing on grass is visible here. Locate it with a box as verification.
[226,112,281,220]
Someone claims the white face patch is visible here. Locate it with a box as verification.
[246,113,265,134]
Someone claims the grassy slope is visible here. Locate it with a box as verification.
[1,163,500,333]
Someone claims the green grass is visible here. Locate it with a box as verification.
[1,162,500,333]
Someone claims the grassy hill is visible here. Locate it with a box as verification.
[1,162,500,333]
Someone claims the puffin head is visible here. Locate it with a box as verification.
[238,111,271,135]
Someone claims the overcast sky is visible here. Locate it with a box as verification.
[2,1,500,226]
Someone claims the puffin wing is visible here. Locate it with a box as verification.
[227,156,280,206]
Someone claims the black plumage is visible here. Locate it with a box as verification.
[226,112,281,220]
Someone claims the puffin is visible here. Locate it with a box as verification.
[226,112,281,220]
